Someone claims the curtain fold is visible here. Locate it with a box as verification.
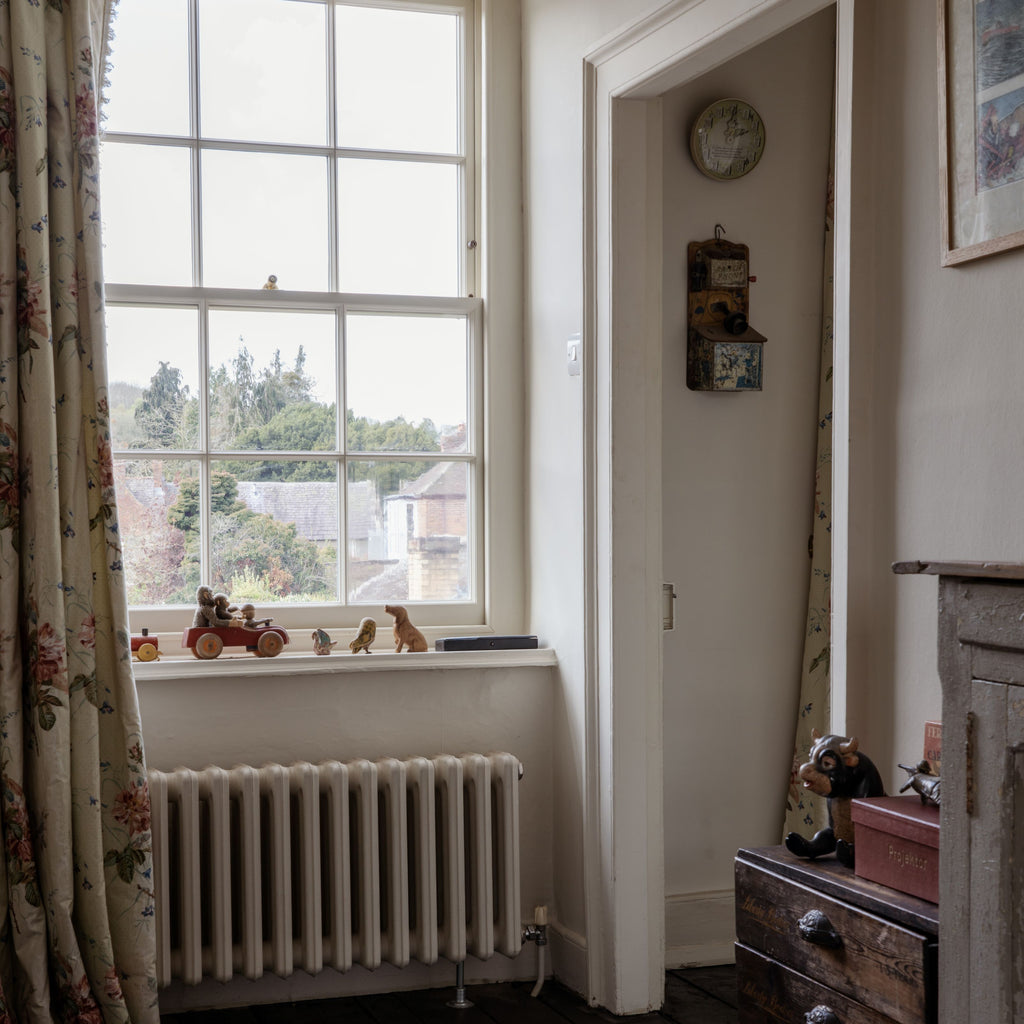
[784,100,835,842]
[0,2,158,1021]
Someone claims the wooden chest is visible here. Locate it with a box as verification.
[736,846,938,1024]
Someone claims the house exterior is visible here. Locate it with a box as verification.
[383,461,468,599]
[135,1,1018,1017]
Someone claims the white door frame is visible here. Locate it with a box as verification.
[580,0,852,1012]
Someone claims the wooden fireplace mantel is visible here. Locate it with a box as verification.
[894,560,1024,1023]
[893,559,1024,580]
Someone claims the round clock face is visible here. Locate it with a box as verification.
[690,99,766,181]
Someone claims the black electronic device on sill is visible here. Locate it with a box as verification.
[435,635,539,652]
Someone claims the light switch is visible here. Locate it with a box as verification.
[567,333,581,376]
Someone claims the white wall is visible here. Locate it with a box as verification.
[521,0,680,996]
[660,10,835,957]
[522,0,839,988]
[523,0,1024,999]
[139,659,556,1010]
[847,0,1024,787]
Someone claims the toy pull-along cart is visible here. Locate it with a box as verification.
[131,631,160,662]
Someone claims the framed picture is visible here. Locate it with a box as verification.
[940,0,1024,265]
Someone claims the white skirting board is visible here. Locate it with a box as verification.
[664,890,736,969]
[547,919,588,1000]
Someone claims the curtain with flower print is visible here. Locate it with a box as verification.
[0,2,158,1021]
[783,104,835,843]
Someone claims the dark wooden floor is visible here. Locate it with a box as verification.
[160,966,737,1023]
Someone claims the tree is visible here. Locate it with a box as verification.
[209,344,315,447]
[165,469,332,601]
[210,511,331,599]
[346,411,440,454]
[113,462,190,604]
[346,411,441,495]
[166,472,246,533]
[223,402,337,481]
[133,361,193,449]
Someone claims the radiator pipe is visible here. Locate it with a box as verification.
[523,905,549,998]
[531,943,546,998]
[447,960,473,1009]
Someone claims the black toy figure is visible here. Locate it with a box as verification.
[785,730,885,869]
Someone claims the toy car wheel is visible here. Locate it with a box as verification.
[136,642,158,662]
[194,632,224,660]
[257,631,284,658]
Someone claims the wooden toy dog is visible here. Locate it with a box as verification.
[384,604,428,652]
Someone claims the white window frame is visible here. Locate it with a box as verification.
[102,0,526,639]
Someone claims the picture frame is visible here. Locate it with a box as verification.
[940,0,1024,265]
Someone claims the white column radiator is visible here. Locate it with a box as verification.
[148,753,522,987]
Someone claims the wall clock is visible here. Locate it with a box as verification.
[689,98,766,181]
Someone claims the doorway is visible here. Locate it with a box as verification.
[581,0,848,1012]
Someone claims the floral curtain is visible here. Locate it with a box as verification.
[0,2,158,1021]
[784,104,835,842]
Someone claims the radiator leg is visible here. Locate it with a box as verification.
[447,960,473,1009]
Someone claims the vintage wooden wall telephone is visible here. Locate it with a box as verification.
[686,225,765,391]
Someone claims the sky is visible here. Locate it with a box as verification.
[101,0,469,430]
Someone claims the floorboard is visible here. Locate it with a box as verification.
[158,967,737,1023]
[464,982,572,1024]
[535,982,668,1023]
[257,998,378,1024]
[668,966,738,1008]
[661,978,738,1024]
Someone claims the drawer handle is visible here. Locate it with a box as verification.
[805,1006,841,1024]
[797,909,842,948]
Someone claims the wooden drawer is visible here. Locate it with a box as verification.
[735,858,934,1024]
[737,943,899,1024]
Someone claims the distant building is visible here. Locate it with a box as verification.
[384,462,467,559]
[383,462,468,600]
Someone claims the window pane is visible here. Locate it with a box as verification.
[107,306,200,450]
[347,460,468,602]
[202,150,329,290]
[101,142,193,286]
[106,0,190,136]
[337,5,459,154]
[210,459,339,602]
[199,0,328,146]
[346,314,467,453]
[115,459,199,606]
[208,309,337,450]
[338,159,459,296]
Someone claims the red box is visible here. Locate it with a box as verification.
[852,795,940,903]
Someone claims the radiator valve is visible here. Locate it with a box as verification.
[522,905,548,946]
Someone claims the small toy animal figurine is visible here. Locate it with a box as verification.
[349,617,376,654]
[384,604,428,652]
[238,603,273,629]
[262,274,278,290]
[213,593,238,624]
[311,628,337,655]
[784,730,885,868]
[898,760,941,806]
[193,585,220,627]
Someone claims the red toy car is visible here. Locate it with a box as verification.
[181,624,290,659]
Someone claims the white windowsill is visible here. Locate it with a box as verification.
[133,646,557,681]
